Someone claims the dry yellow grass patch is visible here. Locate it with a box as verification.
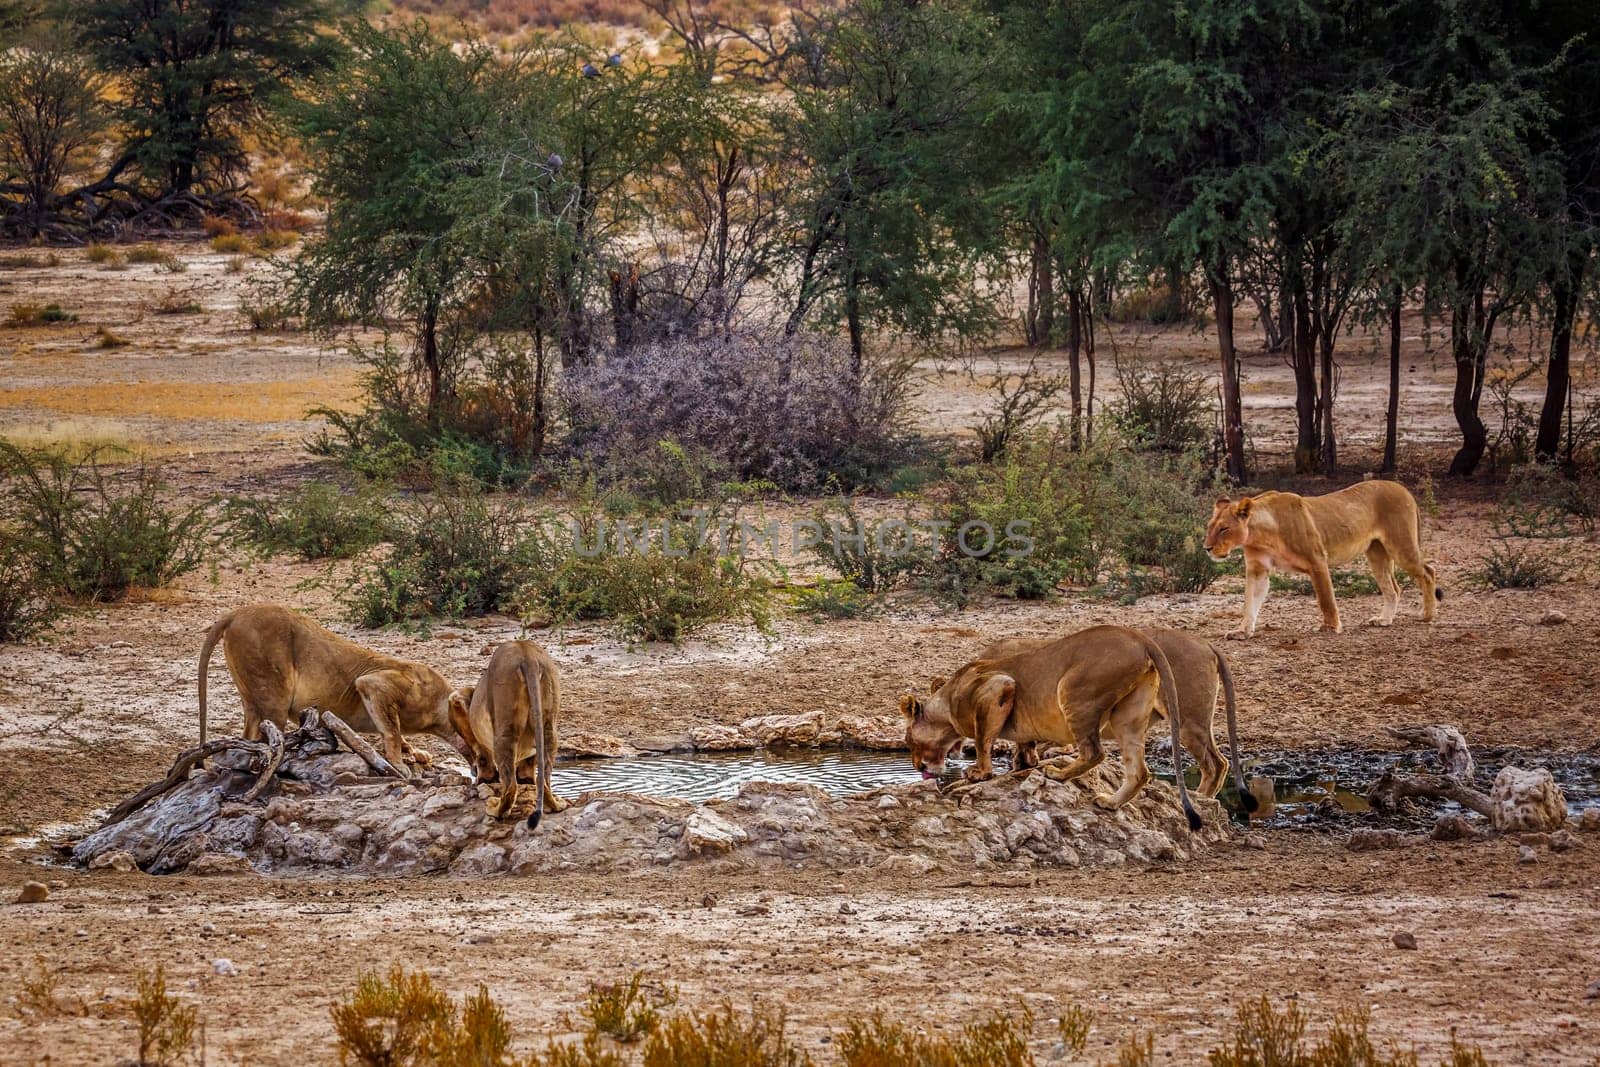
[0,375,361,423]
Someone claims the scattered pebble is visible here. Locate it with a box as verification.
[876,795,900,810]
[1517,845,1539,865]
[839,902,858,916]
[1539,609,1568,626]
[201,922,218,936]
[700,893,717,909]
[1392,931,1418,951]
[1550,830,1576,852]
[14,881,49,904]
[1585,980,1600,1001]
[212,959,238,977]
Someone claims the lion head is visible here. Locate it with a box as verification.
[898,668,1015,778]
[1204,496,1253,559]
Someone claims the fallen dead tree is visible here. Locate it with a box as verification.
[1369,723,1569,835]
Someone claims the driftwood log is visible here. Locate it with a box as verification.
[98,709,409,830]
[1369,724,1568,834]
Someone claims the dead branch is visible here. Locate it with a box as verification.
[1368,769,1493,818]
[241,720,285,803]
[100,738,254,827]
[321,712,408,780]
[1384,724,1475,777]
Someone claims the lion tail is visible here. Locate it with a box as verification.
[1135,631,1202,831]
[197,610,237,744]
[1212,641,1255,812]
[521,658,549,831]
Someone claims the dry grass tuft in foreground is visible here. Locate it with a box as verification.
[132,964,197,1067]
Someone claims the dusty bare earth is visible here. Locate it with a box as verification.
[1,243,1598,1064]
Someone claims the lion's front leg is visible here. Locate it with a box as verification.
[965,711,1003,783]
[1308,557,1342,633]
[1229,559,1271,639]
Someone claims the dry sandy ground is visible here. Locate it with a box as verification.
[2,244,1599,1063]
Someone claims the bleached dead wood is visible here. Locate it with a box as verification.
[101,737,262,827]
[1384,724,1475,777]
[320,711,408,779]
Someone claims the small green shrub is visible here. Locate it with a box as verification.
[85,242,119,264]
[94,326,131,349]
[132,965,196,1067]
[792,579,881,620]
[805,498,927,595]
[0,531,57,642]
[347,486,528,627]
[1107,361,1214,454]
[641,1003,811,1067]
[1499,464,1597,537]
[243,301,296,331]
[0,443,210,601]
[126,244,183,270]
[228,481,392,561]
[517,504,775,644]
[1469,541,1562,590]
[253,228,299,252]
[4,302,76,326]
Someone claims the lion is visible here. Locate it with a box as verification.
[448,640,567,828]
[1204,480,1440,638]
[978,627,1254,804]
[899,624,1204,829]
[198,603,456,770]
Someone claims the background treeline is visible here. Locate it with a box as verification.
[3,0,1600,488]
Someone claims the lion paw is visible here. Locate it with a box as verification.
[1367,614,1393,627]
[1319,622,1343,634]
[1091,793,1120,811]
[545,797,571,814]
[1225,627,1252,640]
[963,767,994,784]
[407,749,434,769]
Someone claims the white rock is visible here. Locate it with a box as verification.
[688,725,749,751]
[212,959,238,976]
[88,850,138,873]
[683,809,748,854]
[876,795,901,810]
[1490,767,1568,833]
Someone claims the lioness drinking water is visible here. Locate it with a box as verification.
[900,624,1205,829]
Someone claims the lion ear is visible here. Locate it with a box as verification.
[1214,495,1231,508]
[978,673,1016,714]
[927,675,948,694]
[449,686,474,714]
[1234,497,1253,519]
[898,694,921,721]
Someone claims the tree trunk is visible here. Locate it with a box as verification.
[421,298,442,426]
[531,327,548,459]
[1025,233,1054,347]
[1209,262,1248,484]
[1318,330,1337,474]
[1382,286,1401,474]
[1084,286,1096,446]
[1536,250,1587,462]
[1446,291,1489,477]
[1290,275,1318,473]
[845,274,864,390]
[1067,288,1083,450]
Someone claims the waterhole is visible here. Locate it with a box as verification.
[553,746,1600,826]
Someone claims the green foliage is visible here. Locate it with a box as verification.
[347,485,528,627]
[0,443,210,601]
[1107,284,1187,325]
[132,965,196,1067]
[0,34,106,237]
[792,579,882,621]
[76,0,344,195]
[516,504,775,644]
[640,1002,811,1067]
[1470,541,1563,590]
[803,498,926,595]
[1108,362,1215,455]
[0,530,57,642]
[227,481,393,561]
[1499,465,1597,537]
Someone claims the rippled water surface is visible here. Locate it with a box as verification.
[551,746,1600,822]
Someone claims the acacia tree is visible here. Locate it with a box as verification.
[74,0,344,202]
[0,36,107,238]
[285,23,521,422]
[776,0,1001,380]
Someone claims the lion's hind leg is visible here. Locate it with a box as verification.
[1095,682,1156,810]
[1365,542,1400,626]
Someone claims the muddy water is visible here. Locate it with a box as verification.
[554,747,1600,826]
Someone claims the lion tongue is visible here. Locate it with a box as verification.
[920,771,936,780]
